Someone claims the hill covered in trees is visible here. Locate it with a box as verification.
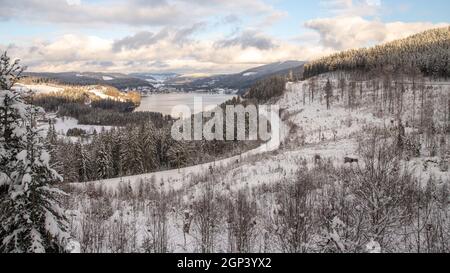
[166,61,305,93]
[23,72,154,90]
[303,27,450,79]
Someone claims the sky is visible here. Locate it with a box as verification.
[0,0,448,75]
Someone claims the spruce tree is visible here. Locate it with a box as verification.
[0,52,70,253]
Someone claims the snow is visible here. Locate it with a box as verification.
[102,76,114,81]
[64,73,450,253]
[89,89,110,99]
[243,72,257,77]
[13,83,64,94]
[75,74,450,196]
[70,111,288,193]
[39,115,114,136]
[40,151,51,165]
[0,172,8,187]
[22,174,32,184]
[12,83,124,102]
[87,86,125,101]
[16,150,27,161]
[66,240,81,253]
[366,240,382,253]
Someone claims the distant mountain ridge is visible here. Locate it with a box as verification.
[165,60,305,93]
[24,71,154,90]
[129,73,180,83]
[24,60,305,93]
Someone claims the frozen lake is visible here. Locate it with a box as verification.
[135,93,236,116]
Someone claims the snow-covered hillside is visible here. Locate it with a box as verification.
[13,83,127,102]
[13,83,64,94]
[64,73,449,253]
[74,74,450,192]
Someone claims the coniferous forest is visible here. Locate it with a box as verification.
[304,27,450,79]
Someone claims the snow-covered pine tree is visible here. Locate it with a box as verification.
[135,123,157,173]
[74,141,89,182]
[119,127,141,175]
[45,120,60,170]
[0,52,70,253]
[96,141,113,179]
[167,140,187,171]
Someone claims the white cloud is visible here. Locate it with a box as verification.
[4,29,317,74]
[66,0,81,6]
[305,15,448,50]
[0,0,282,28]
[5,18,447,74]
[1,0,448,74]
[319,0,381,17]
[214,30,277,50]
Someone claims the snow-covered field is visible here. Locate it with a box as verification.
[13,83,124,101]
[13,83,64,94]
[38,114,114,142]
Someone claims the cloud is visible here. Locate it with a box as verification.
[1,0,447,75]
[0,0,281,28]
[305,15,448,50]
[173,22,207,44]
[0,0,183,26]
[113,30,170,52]
[319,0,381,17]
[221,15,242,25]
[3,28,314,74]
[5,19,447,75]
[112,23,206,52]
[65,0,81,6]
[215,30,277,50]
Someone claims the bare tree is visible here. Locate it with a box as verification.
[226,189,257,253]
[193,179,220,253]
[309,77,317,103]
[324,79,333,110]
[270,173,314,253]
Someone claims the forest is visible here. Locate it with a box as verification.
[48,96,263,183]
[303,27,450,79]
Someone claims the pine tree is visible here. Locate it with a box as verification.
[0,52,70,253]
[303,27,450,79]
[74,141,89,182]
[135,123,157,173]
[167,141,187,172]
[120,127,142,175]
[45,120,59,170]
[96,140,113,179]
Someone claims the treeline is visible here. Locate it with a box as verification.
[49,122,259,183]
[23,72,154,90]
[29,85,141,106]
[31,91,159,127]
[244,76,286,102]
[304,27,450,79]
[57,102,169,127]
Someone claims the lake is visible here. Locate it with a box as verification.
[135,93,237,116]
